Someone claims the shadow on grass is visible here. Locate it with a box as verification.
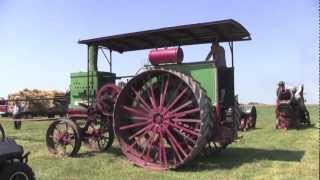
[74,146,123,158]
[297,124,317,130]
[106,146,123,157]
[74,152,96,158]
[238,127,263,133]
[177,147,305,171]
[7,135,44,142]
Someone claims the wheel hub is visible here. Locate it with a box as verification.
[153,113,164,124]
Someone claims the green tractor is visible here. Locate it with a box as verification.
[46,19,252,170]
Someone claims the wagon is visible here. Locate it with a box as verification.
[46,19,252,170]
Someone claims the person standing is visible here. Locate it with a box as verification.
[214,45,226,68]
[12,102,22,129]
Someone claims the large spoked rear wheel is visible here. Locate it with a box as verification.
[46,119,81,156]
[114,69,212,170]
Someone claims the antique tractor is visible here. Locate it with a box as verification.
[275,81,310,129]
[46,19,252,170]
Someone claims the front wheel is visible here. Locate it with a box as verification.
[97,118,114,151]
[0,162,35,180]
[46,119,81,156]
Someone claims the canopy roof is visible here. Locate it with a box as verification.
[79,19,251,53]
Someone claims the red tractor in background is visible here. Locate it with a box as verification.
[275,81,310,129]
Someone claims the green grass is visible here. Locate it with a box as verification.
[0,105,318,180]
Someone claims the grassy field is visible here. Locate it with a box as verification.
[0,105,318,180]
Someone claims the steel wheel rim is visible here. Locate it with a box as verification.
[97,118,113,151]
[114,70,209,170]
[9,171,29,180]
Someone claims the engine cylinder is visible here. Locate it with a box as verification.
[148,47,183,65]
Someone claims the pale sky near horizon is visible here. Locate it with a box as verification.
[0,0,318,104]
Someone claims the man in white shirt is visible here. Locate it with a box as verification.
[12,102,22,129]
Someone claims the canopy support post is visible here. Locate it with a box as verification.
[229,41,234,67]
[86,46,90,107]
[110,50,112,73]
[99,47,113,73]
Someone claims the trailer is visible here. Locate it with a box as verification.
[4,90,68,118]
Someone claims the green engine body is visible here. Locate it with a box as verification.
[69,71,115,108]
[160,61,234,107]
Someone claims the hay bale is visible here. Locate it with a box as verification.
[7,89,67,115]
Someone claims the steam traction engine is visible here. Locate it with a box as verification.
[46,19,252,170]
[275,81,310,129]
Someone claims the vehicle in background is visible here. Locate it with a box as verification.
[0,98,8,117]
[0,138,35,180]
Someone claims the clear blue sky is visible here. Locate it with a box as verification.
[0,0,318,104]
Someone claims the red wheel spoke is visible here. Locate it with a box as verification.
[159,130,168,166]
[131,88,152,111]
[147,84,157,109]
[169,100,193,114]
[165,87,189,112]
[140,129,154,157]
[160,77,170,109]
[54,127,63,134]
[129,124,154,140]
[138,103,151,113]
[172,118,201,123]
[146,130,158,160]
[119,121,150,131]
[164,128,187,158]
[130,116,150,121]
[123,105,149,117]
[126,127,153,153]
[169,108,200,118]
[167,122,199,137]
[171,127,196,144]
[49,135,59,141]
[165,134,183,162]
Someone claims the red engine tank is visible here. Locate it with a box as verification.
[148,47,183,65]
